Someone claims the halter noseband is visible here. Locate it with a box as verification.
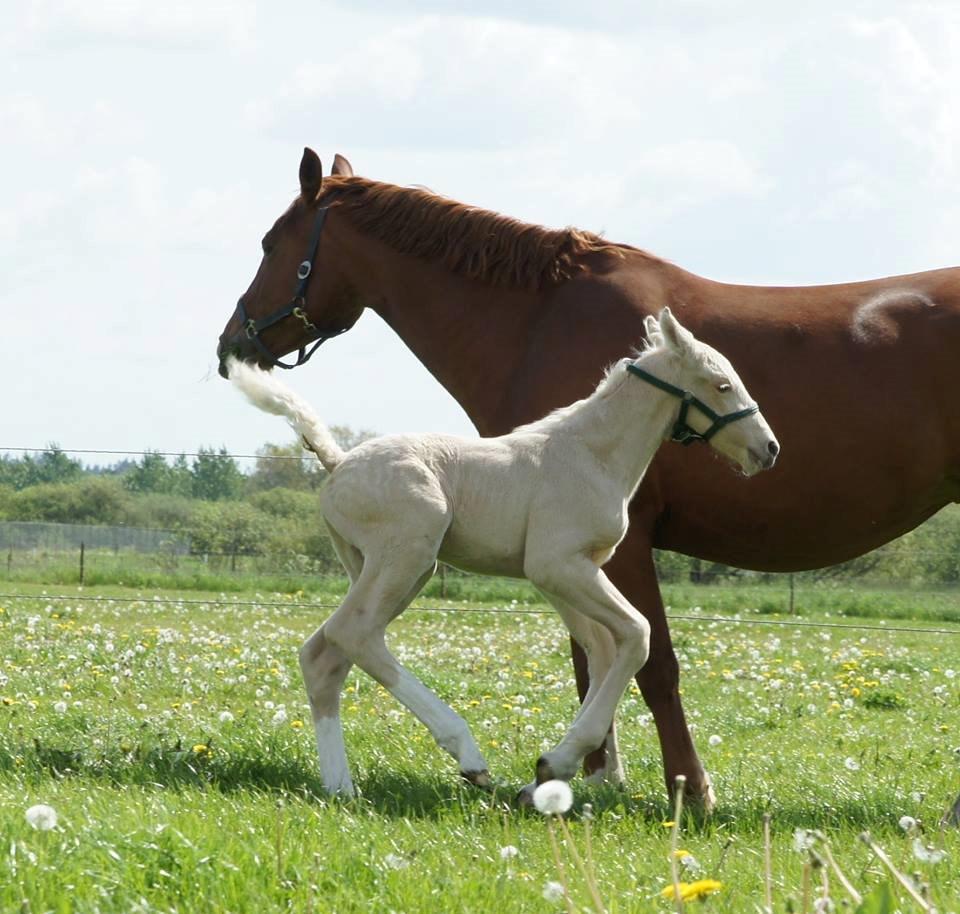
[231,205,346,370]
[626,363,759,446]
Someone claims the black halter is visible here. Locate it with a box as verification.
[232,206,346,369]
[626,363,759,446]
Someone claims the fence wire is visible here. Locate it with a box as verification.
[0,591,957,636]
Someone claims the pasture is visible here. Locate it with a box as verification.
[1,582,958,912]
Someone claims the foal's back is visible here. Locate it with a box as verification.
[320,429,550,578]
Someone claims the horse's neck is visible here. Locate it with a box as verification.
[340,227,544,436]
[560,354,677,493]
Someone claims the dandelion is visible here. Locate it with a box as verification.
[708,734,722,746]
[271,708,288,726]
[53,700,67,714]
[660,879,723,902]
[499,844,519,860]
[793,828,819,852]
[898,815,918,832]
[911,838,947,864]
[542,880,565,902]
[192,743,210,756]
[25,804,58,830]
[843,756,860,771]
[218,710,234,723]
[383,852,408,870]
[533,780,573,816]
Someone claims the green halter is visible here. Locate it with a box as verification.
[626,363,759,446]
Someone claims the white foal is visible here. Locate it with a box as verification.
[228,308,779,798]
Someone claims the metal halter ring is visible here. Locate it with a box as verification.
[292,306,318,333]
[297,261,312,280]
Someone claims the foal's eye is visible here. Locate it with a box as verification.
[717,382,731,393]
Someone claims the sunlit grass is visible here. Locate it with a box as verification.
[0,586,957,912]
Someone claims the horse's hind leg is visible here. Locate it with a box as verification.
[323,541,491,786]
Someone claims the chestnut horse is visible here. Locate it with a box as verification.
[218,148,960,811]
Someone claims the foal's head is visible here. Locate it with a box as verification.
[637,308,779,476]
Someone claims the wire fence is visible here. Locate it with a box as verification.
[4,445,960,633]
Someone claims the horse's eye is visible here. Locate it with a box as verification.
[717,382,731,393]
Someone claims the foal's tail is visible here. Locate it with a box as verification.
[226,357,345,472]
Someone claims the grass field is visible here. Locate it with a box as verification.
[1,582,958,912]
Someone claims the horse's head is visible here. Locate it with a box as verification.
[217,148,363,378]
[635,308,779,476]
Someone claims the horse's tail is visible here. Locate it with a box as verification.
[227,357,345,473]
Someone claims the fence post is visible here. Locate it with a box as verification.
[6,546,11,579]
[788,573,795,614]
[439,563,447,599]
[79,541,85,585]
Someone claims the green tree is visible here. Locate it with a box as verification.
[247,442,323,492]
[124,451,175,494]
[191,447,243,501]
[188,501,271,555]
[8,477,130,524]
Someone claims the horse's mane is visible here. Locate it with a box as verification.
[316,177,636,292]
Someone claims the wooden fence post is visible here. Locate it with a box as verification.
[79,541,85,585]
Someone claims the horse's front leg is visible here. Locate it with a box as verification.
[604,526,715,810]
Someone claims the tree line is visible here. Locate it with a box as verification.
[3,441,960,585]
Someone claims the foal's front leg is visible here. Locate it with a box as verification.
[525,555,650,786]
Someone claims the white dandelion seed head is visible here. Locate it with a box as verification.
[843,757,860,771]
[219,710,235,723]
[25,804,58,830]
[708,734,722,747]
[542,880,565,902]
[383,852,408,870]
[271,708,288,726]
[898,815,918,832]
[53,701,68,714]
[813,898,835,914]
[533,779,573,815]
[499,844,519,860]
[912,838,947,864]
[793,828,819,853]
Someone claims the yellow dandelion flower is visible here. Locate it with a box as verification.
[192,743,210,755]
[660,879,723,902]
[291,720,304,729]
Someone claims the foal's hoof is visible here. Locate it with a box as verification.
[681,773,716,815]
[515,783,536,808]
[461,769,493,790]
[536,755,558,785]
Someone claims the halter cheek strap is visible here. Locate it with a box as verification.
[626,363,759,446]
[228,205,346,370]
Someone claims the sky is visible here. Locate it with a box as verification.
[3,0,960,467]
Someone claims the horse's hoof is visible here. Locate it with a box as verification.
[461,769,493,790]
[535,755,556,785]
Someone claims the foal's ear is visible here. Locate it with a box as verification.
[299,147,323,200]
[643,314,663,347]
[331,153,354,177]
[658,307,694,353]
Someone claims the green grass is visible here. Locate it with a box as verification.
[0,584,958,912]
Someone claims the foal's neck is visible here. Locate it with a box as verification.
[565,349,680,493]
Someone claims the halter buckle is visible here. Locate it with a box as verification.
[244,319,257,339]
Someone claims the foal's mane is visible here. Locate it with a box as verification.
[316,177,634,292]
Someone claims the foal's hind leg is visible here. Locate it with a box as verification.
[323,542,491,786]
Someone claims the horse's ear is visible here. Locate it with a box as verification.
[332,153,354,177]
[659,307,694,353]
[299,148,323,200]
[643,315,663,347]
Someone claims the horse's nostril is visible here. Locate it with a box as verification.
[768,440,780,458]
